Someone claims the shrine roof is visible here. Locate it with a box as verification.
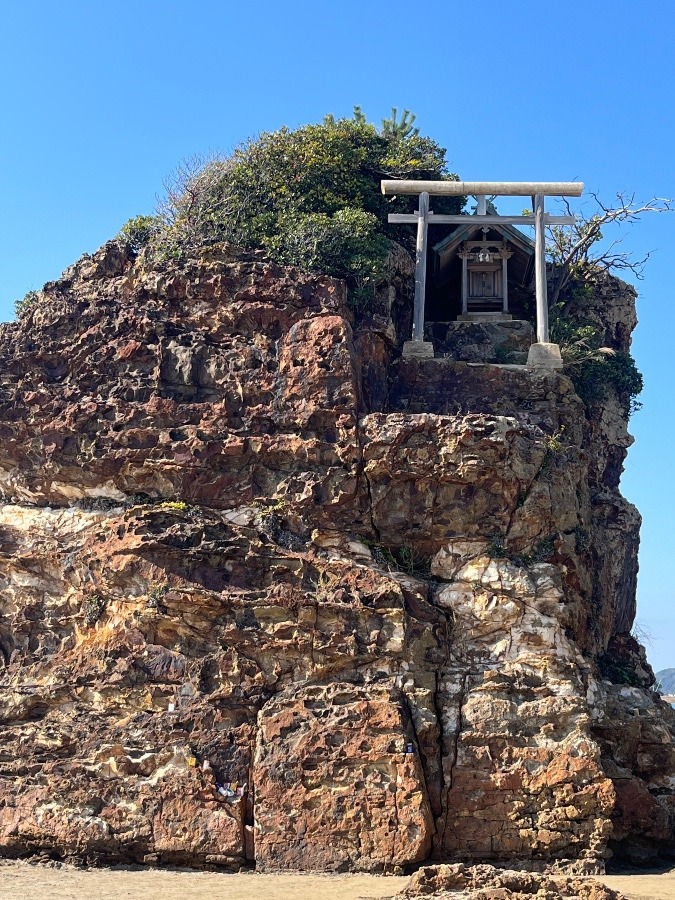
[432,219,535,257]
[432,218,535,288]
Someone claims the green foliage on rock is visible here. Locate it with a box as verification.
[82,594,106,627]
[367,541,431,577]
[264,208,390,306]
[568,350,643,416]
[486,534,557,568]
[14,290,40,317]
[158,500,189,512]
[550,306,643,417]
[117,214,162,252]
[147,108,462,306]
[597,651,644,687]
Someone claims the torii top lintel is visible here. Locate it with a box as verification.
[380,180,584,197]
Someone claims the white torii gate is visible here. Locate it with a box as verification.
[381,180,584,365]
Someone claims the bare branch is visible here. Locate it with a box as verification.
[547,192,673,309]
[156,152,227,227]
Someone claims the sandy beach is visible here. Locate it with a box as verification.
[599,870,675,900]
[0,862,674,900]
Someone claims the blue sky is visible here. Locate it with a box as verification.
[2,1,674,670]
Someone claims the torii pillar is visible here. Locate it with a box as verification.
[382,180,584,369]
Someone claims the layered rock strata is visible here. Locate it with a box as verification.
[0,243,672,871]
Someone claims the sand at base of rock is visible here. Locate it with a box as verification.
[601,871,675,900]
[0,862,673,900]
[0,864,408,900]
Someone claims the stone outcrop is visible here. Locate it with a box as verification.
[0,241,672,871]
[423,320,534,364]
[399,863,627,899]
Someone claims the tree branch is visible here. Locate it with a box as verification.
[547,192,673,309]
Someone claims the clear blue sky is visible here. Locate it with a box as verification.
[2,1,674,670]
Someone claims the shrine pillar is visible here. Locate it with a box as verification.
[412,192,430,341]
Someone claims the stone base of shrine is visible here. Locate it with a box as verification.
[424,319,533,364]
[457,312,513,323]
[527,342,564,370]
[402,340,435,359]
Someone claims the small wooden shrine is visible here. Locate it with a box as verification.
[433,220,534,317]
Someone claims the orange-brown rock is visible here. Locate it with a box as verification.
[0,241,671,871]
[400,863,628,899]
[254,684,433,871]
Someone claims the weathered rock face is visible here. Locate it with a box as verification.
[0,242,672,872]
[254,684,434,871]
[423,320,534,364]
[400,863,628,899]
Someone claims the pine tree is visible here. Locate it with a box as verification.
[380,107,419,140]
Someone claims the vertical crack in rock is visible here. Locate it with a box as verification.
[433,670,468,859]
[447,673,466,794]
[353,406,381,545]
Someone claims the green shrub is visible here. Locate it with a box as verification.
[148,582,169,610]
[14,290,40,317]
[394,545,431,577]
[158,500,189,512]
[550,308,643,417]
[82,594,106,626]
[597,652,643,687]
[117,214,161,252]
[549,316,598,360]
[574,526,591,551]
[264,208,387,276]
[569,351,643,416]
[486,534,556,567]
[367,541,431,577]
[151,108,464,308]
[486,535,506,558]
[545,426,566,454]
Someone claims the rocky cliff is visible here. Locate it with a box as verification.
[0,242,673,873]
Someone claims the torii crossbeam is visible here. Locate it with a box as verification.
[381,180,583,350]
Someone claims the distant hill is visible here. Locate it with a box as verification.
[657,669,675,693]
